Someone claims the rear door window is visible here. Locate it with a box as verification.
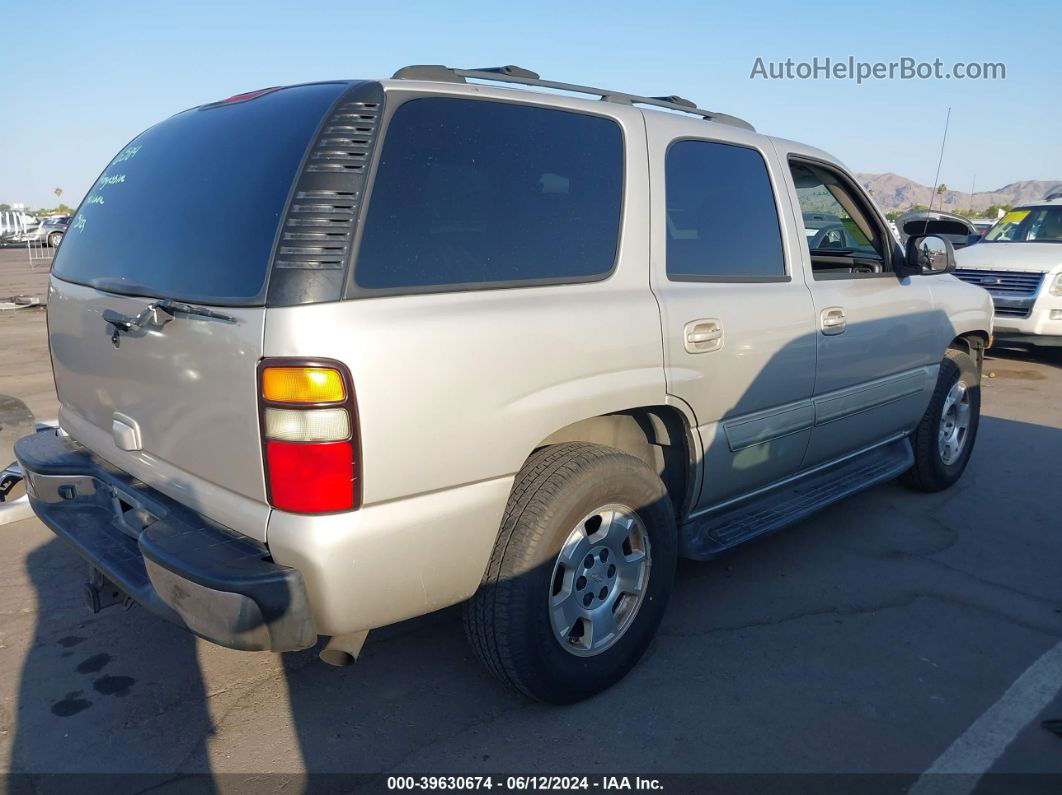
[665,140,786,281]
[354,98,624,291]
[52,82,347,305]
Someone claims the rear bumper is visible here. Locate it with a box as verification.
[14,429,316,652]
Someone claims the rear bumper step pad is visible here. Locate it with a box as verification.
[14,429,316,652]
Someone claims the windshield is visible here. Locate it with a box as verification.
[983,206,1062,243]
[52,82,347,305]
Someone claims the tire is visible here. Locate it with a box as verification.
[902,349,980,492]
[47,232,63,247]
[464,442,677,704]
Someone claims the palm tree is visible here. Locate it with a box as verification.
[54,187,63,204]
[933,183,948,210]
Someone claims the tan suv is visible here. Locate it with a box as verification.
[16,65,992,703]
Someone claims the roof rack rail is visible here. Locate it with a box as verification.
[390,64,755,131]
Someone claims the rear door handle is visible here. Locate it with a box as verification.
[820,307,847,335]
[684,318,723,353]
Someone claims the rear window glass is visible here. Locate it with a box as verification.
[354,98,623,290]
[52,82,346,304]
[666,140,784,280]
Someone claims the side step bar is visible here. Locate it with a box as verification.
[680,437,914,559]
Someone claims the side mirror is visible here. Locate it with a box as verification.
[966,234,981,247]
[904,234,955,275]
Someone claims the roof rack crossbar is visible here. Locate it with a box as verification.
[390,65,754,131]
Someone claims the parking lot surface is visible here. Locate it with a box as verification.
[0,246,51,303]
[1,308,1060,782]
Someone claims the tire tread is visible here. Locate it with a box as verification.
[464,443,663,700]
[902,349,979,492]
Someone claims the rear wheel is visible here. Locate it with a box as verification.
[902,349,980,492]
[47,231,62,247]
[464,443,677,704]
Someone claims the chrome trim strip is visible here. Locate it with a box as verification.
[719,366,932,451]
[724,402,815,452]
[814,368,929,426]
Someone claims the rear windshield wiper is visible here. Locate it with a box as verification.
[103,298,236,343]
[157,299,236,324]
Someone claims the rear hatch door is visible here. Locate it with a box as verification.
[47,82,349,541]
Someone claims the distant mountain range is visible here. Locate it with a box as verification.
[855,173,1062,214]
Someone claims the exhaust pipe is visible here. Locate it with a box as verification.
[319,630,369,667]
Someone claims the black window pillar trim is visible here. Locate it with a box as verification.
[265,81,387,307]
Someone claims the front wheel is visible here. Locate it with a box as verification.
[902,349,981,492]
[47,232,63,247]
[464,443,677,704]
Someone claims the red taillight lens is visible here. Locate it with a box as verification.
[266,441,354,513]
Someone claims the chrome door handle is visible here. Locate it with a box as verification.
[684,318,723,353]
[820,307,847,335]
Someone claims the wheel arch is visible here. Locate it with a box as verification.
[948,330,989,371]
[534,405,697,519]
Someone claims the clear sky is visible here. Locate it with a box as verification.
[3,0,1059,209]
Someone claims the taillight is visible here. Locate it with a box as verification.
[266,442,354,513]
[262,367,346,403]
[258,359,360,514]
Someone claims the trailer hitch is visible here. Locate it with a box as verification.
[84,567,134,614]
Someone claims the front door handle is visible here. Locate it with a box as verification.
[684,318,723,353]
[820,307,847,335]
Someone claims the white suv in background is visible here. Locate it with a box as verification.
[955,196,1062,350]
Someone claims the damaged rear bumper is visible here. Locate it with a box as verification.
[14,429,316,652]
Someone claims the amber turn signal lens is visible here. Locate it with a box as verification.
[262,367,346,404]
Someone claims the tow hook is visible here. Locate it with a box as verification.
[84,567,133,614]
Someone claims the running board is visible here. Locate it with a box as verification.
[680,438,914,560]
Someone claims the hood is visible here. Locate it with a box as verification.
[955,242,1062,274]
